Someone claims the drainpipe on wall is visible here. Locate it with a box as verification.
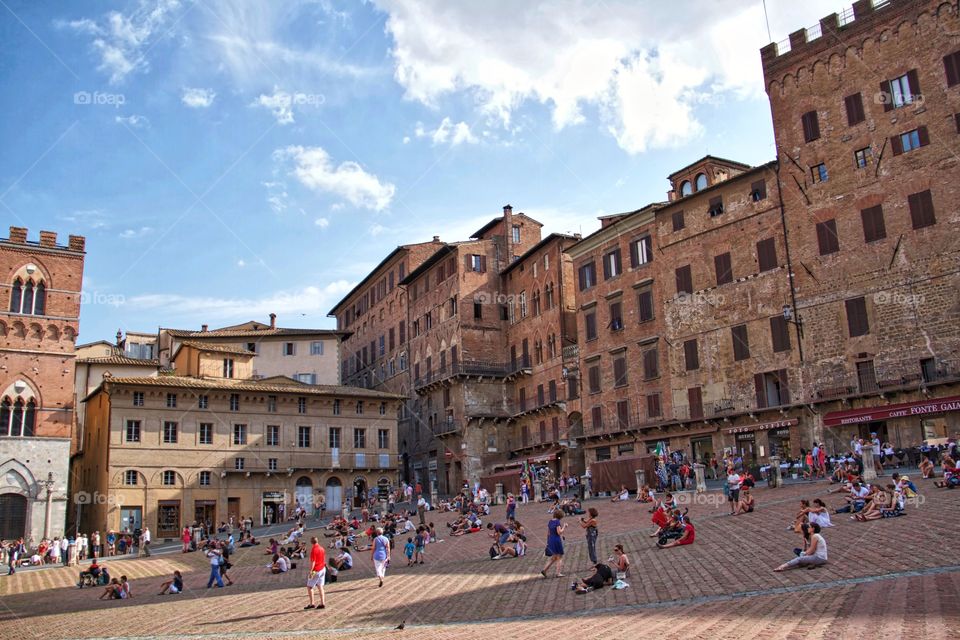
[774,160,804,364]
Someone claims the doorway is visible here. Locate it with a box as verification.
[690,436,714,464]
[194,501,216,529]
[324,477,342,513]
[353,477,367,508]
[0,493,27,540]
[119,506,142,534]
[227,498,240,526]
[735,432,757,467]
[295,477,313,510]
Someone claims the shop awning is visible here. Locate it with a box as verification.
[726,418,797,435]
[823,395,960,427]
[528,448,561,463]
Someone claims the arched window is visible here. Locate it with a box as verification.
[0,398,10,437]
[8,277,45,315]
[1,392,36,437]
[33,282,45,315]
[680,180,692,196]
[694,173,708,191]
[9,279,22,313]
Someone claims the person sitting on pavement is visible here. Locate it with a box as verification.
[610,485,630,502]
[159,570,183,595]
[834,481,870,513]
[657,518,695,549]
[270,553,290,574]
[733,487,755,515]
[774,523,827,571]
[919,455,935,479]
[933,456,959,488]
[636,485,655,503]
[611,544,630,578]
[892,473,919,498]
[573,562,614,593]
[98,577,122,600]
[78,559,103,588]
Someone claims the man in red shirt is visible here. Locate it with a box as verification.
[305,537,326,610]
[657,520,695,548]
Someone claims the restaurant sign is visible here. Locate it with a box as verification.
[726,418,797,435]
[824,396,960,427]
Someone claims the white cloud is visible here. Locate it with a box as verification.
[115,114,150,128]
[375,0,840,153]
[119,226,153,239]
[369,223,387,236]
[125,280,355,321]
[251,87,325,125]
[181,87,216,108]
[60,0,182,84]
[314,217,330,228]
[275,145,395,211]
[414,117,478,146]
[59,209,110,230]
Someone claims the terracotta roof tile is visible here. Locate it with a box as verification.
[177,341,256,356]
[89,375,405,401]
[164,327,346,339]
[75,355,161,366]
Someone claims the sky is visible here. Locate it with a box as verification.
[0,0,843,343]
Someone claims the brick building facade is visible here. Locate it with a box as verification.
[0,226,85,542]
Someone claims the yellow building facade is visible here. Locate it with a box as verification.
[75,370,403,539]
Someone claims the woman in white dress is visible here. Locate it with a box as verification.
[806,498,833,528]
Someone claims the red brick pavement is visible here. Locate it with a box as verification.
[2,478,958,639]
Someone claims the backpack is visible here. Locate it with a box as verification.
[489,545,498,559]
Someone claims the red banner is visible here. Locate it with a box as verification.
[823,396,960,427]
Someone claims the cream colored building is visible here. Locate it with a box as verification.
[157,315,345,385]
[75,366,402,539]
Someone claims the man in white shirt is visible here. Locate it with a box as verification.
[206,547,224,587]
[726,470,741,514]
[140,528,151,557]
[417,496,427,525]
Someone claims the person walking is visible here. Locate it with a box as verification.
[140,527,151,557]
[417,494,426,525]
[205,546,224,588]
[579,507,599,564]
[371,527,391,588]
[305,537,326,610]
[540,509,566,578]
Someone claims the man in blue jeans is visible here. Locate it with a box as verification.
[206,546,224,588]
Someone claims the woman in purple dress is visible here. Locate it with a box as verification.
[540,509,566,578]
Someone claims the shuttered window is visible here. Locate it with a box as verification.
[861,206,887,243]
[588,364,601,393]
[642,348,659,379]
[672,211,685,231]
[646,393,662,418]
[637,286,654,322]
[603,248,622,279]
[630,236,653,267]
[609,301,623,331]
[750,180,767,201]
[816,219,840,255]
[770,316,791,352]
[617,400,630,427]
[714,252,733,286]
[844,92,865,125]
[675,265,693,295]
[757,238,778,272]
[907,189,936,229]
[845,297,870,337]
[585,311,597,340]
[945,50,960,87]
[688,387,703,419]
[578,262,597,290]
[732,324,750,361]
[683,339,699,371]
[801,110,820,142]
[613,354,628,387]
[591,405,603,430]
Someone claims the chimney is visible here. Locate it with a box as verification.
[68,235,86,252]
[201,324,208,332]
[269,313,277,329]
[116,329,123,346]
[432,235,440,242]
[39,231,57,247]
[8,226,27,243]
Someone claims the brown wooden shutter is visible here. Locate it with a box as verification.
[755,373,766,408]
[715,252,732,285]
[777,370,791,404]
[617,400,629,427]
[816,219,839,255]
[585,312,596,339]
[479,255,487,272]
[683,339,699,371]
[451,345,458,366]
[629,239,639,267]
[588,365,600,393]
[890,134,903,156]
[757,238,777,271]
[610,302,622,329]
[602,253,612,279]
[770,316,791,352]
[906,68,920,97]
[845,93,865,125]
[638,288,653,322]
[578,265,587,291]
[909,190,936,229]
[643,349,658,379]
[845,297,869,337]
[917,125,930,147]
[688,387,703,419]
[647,393,661,418]
[676,265,692,295]
[613,356,626,386]
[802,111,820,142]
[591,406,603,430]
[946,52,960,87]
[464,254,472,271]
[672,211,685,231]
[880,80,893,111]
[399,321,406,344]
[732,324,749,361]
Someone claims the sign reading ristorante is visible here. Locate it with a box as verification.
[824,396,960,427]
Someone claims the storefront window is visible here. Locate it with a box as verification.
[156,501,180,537]
[691,436,714,463]
[768,428,791,459]
[735,433,756,466]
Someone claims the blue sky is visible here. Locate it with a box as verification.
[0,0,841,342]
